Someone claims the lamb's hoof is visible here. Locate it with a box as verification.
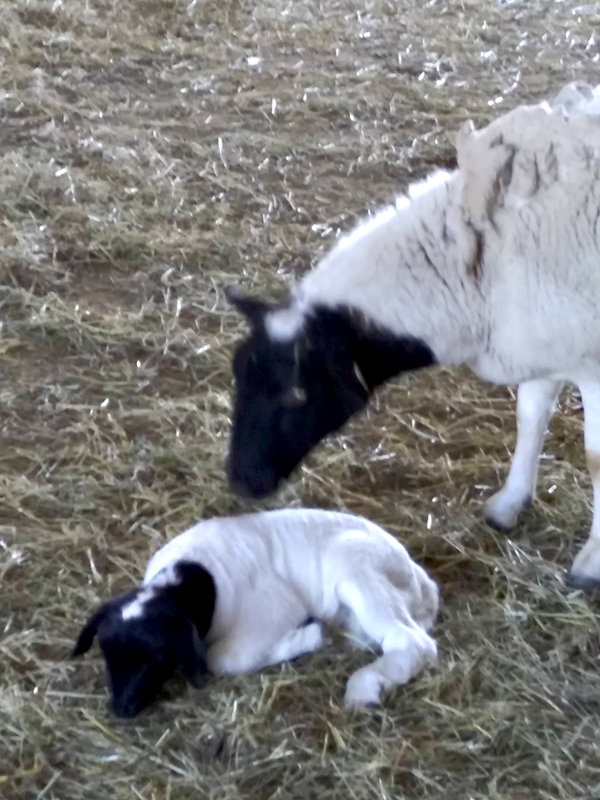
[303,622,326,652]
[344,670,383,708]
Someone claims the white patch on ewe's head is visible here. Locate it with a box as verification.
[121,587,156,620]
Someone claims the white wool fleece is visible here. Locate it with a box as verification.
[142,508,439,707]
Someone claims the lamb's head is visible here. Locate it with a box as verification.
[72,563,215,718]
[227,290,436,499]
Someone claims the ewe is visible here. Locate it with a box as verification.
[227,83,600,588]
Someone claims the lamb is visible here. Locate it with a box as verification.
[72,508,438,717]
[226,82,600,589]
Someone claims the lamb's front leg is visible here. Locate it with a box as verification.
[484,378,563,530]
[208,621,325,676]
[263,621,325,666]
[570,381,600,588]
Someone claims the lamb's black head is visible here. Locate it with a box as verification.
[227,290,436,499]
[72,563,216,718]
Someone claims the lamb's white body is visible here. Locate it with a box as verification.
[268,83,600,586]
[141,509,438,706]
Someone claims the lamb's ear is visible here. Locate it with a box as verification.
[167,562,215,687]
[174,620,209,688]
[71,589,139,658]
[71,606,108,657]
[171,561,217,639]
[225,287,272,328]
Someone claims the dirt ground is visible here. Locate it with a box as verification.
[2,0,600,798]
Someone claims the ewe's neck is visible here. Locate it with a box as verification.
[300,173,483,367]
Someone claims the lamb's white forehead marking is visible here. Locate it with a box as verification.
[149,564,177,588]
[266,304,307,342]
[120,564,179,620]
[121,587,156,620]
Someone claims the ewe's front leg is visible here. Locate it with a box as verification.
[485,378,563,530]
[570,381,600,588]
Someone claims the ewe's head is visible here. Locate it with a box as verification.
[226,289,371,499]
[72,563,215,718]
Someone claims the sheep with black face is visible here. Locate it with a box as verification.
[227,294,434,499]
[228,82,600,589]
[73,509,439,717]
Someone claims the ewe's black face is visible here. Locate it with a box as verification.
[227,298,369,499]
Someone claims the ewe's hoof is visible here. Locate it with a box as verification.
[483,493,531,532]
[484,513,515,533]
[570,539,600,592]
[566,570,600,593]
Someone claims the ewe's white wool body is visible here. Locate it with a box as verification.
[262,83,600,586]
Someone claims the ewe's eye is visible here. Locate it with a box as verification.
[281,386,307,408]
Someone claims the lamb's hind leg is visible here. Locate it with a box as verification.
[336,580,437,708]
[570,381,600,588]
[485,378,563,530]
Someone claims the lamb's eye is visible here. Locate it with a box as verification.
[281,386,307,408]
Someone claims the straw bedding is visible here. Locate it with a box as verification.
[2,0,600,797]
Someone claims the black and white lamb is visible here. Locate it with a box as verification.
[72,509,438,717]
[227,82,600,589]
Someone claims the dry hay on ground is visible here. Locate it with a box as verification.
[2,0,600,798]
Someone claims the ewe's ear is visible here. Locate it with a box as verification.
[71,606,107,657]
[225,286,272,328]
[455,119,476,154]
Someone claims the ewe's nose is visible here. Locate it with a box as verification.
[226,456,280,499]
[111,697,144,718]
